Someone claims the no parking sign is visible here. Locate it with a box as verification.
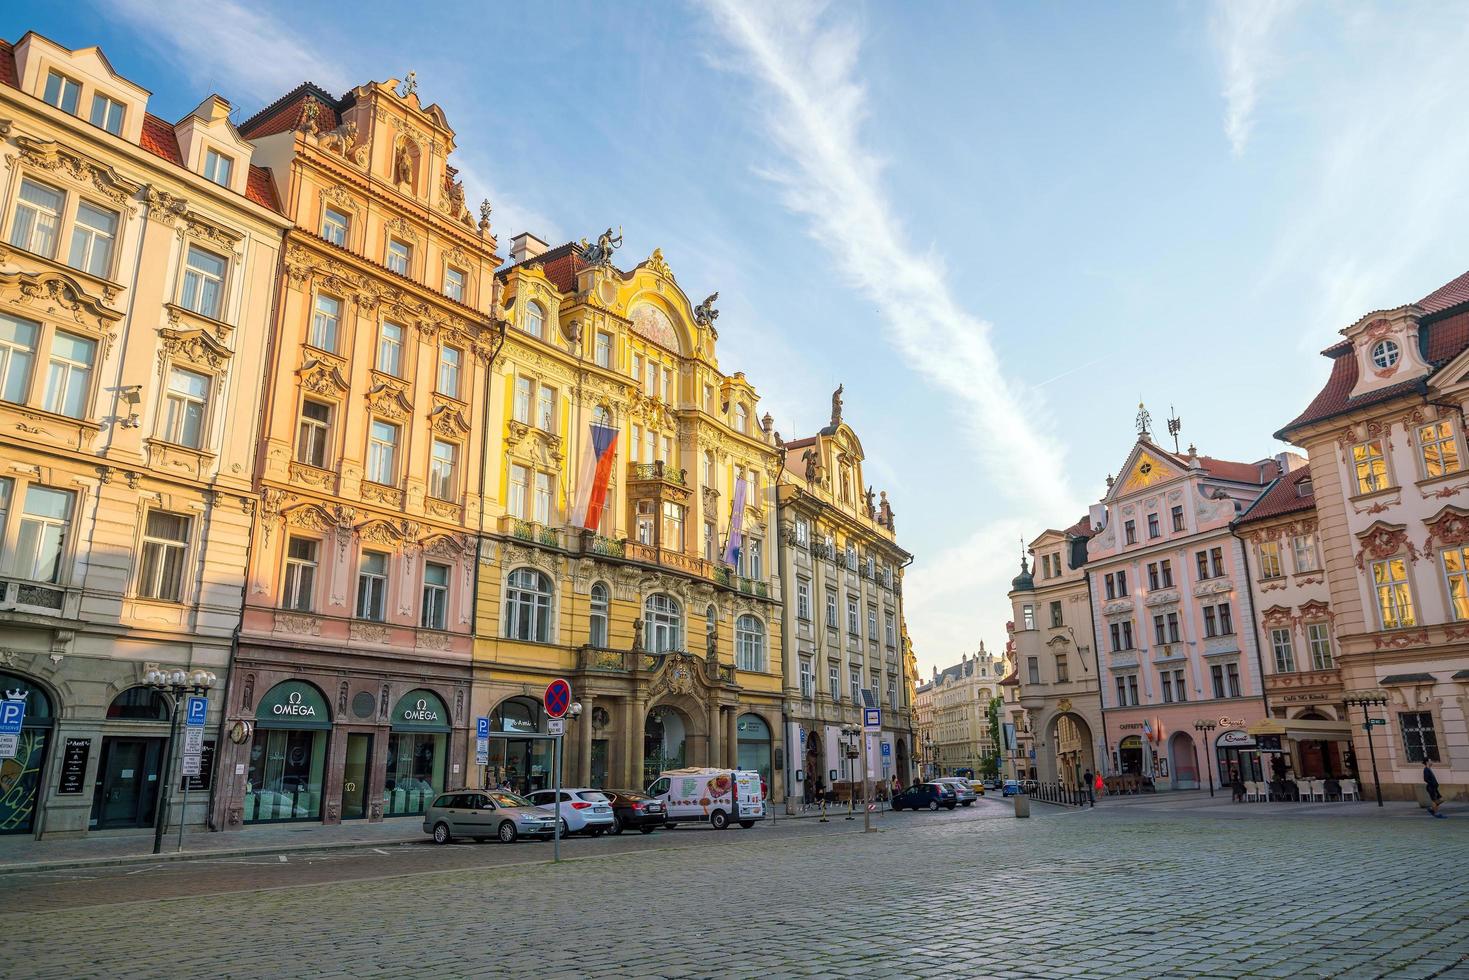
[544,678,572,719]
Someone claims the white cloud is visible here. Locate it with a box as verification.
[1210,0,1297,156]
[701,0,1081,668]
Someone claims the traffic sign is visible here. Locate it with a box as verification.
[547,718,565,736]
[0,734,17,759]
[1367,718,1387,727]
[184,727,204,754]
[476,717,490,739]
[185,696,208,727]
[863,707,881,731]
[881,741,892,758]
[544,678,572,719]
[0,699,25,735]
[181,754,202,777]
[475,737,489,766]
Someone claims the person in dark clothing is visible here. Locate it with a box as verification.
[1082,769,1095,807]
[1425,762,1445,818]
[1230,768,1247,803]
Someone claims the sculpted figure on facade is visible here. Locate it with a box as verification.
[879,491,895,531]
[694,291,719,329]
[830,384,844,427]
[580,226,623,267]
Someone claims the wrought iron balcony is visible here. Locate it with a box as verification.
[627,461,688,487]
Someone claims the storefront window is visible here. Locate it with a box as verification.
[246,681,331,824]
[489,697,552,795]
[384,690,449,817]
[736,713,772,791]
[1216,731,1262,785]
[0,672,53,835]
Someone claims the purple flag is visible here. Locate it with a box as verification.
[722,476,748,566]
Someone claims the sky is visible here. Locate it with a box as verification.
[14,0,1469,675]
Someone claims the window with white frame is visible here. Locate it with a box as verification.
[89,93,125,135]
[533,471,552,525]
[1270,628,1295,672]
[1258,540,1283,578]
[443,267,466,303]
[421,562,450,630]
[429,440,458,501]
[523,301,544,338]
[594,330,611,368]
[1022,604,1035,630]
[42,70,81,114]
[68,201,118,277]
[850,668,862,705]
[795,518,810,548]
[11,179,64,258]
[282,536,318,612]
[1444,546,1469,621]
[829,664,840,700]
[846,595,859,635]
[799,658,815,699]
[644,593,682,653]
[867,605,878,640]
[377,322,404,376]
[161,366,210,448]
[1352,442,1389,494]
[505,568,554,641]
[203,148,233,187]
[536,383,555,431]
[1292,533,1320,573]
[513,376,532,424]
[644,360,656,397]
[366,419,399,485]
[1419,420,1461,478]
[438,345,461,398]
[310,294,341,351]
[136,511,190,601]
[631,353,642,385]
[748,537,762,579]
[589,582,610,648]
[885,611,896,648]
[734,403,747,433]
[1371,339,1400,369]
[296,399,332,468]
[42,331,94,419]
[1372,557,1414,628]
[508,464,529,520]
[179,246,226,320]
[322,207,349,247]
[826,589,837,627]
[1306,622,1333,670]
[0,314,38,405]
[386,238,412,276]
[356,551,388,621]
[796,577,811,621]
[735,615,766,671]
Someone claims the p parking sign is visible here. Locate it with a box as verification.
[185,696,208,727]
[0,700,24,735]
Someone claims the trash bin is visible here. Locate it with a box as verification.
[1013,794,1030,818]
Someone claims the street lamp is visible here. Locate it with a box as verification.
[142,667,216,855]
[1343,689,1389,807]
[1193,719,1217,798]
[923,736,935,780]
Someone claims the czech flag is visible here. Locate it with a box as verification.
[722,476,748,566]
[570,423,619,531]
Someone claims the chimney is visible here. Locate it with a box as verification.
[509,232,549,265]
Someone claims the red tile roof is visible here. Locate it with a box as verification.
[139,112,183,164]
[238,83,343,139]
[245,165,279,211]
[1233,465,1314,526]
[1418,269,1469,316]
[1198,456,1274,484]
[1064,514,1096,538]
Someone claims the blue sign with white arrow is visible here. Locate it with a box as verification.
[185,696,208,728]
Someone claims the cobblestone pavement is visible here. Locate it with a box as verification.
[2,799,1466,980]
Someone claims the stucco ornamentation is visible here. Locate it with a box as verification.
[1354,521,1416,569]
[350,622,391,645]
[16,135,142,209]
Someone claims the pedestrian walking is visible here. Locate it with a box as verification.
[1424,762,1446,818]
[1094,771,1104,806]
[1230,768,1246,803]
[1083,769,1096,807]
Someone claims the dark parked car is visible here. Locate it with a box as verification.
[600,789,666,834]
[891,782,958,811]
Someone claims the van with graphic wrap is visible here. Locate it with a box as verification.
[645,767,765,830]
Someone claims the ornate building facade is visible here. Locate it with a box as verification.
[776,391,913,799]
[1278,271,1469,800]
[213,76,499,829]
[472,235,785,799]
[1007,516,1102,788]
[0,34,288,837]
[926,645,1003,777]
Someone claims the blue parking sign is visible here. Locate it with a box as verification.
[185,696,208,728]
[476,717,490,739]
[881,741,891,757]
[0,700,24,735]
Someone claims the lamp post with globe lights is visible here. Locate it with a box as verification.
[1343,689,1390,807]
[142,667,216,854]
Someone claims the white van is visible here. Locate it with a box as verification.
[646,768,765,829]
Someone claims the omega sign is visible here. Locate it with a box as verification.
[401,698,440,723]
[273,691,317,718]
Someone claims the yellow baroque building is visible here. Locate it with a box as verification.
[474,234,786,799]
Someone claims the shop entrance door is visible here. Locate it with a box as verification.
[92,737,163,829]
[341,733,373,820]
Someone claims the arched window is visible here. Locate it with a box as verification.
[734,403,747,433]
[644,593,682,654]
[735,614,766,672]
[705,603,717,637]
[492,695,544,734]
[106,686,170,720]
[589,582,610,648]
[524,301,545,339]
[504,568,553,642]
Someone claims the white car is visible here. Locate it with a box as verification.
[524,788,616,836]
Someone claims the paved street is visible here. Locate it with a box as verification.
[1,797,1466,979]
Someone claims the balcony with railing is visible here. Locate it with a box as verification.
[499,515,563,550]
[627,460,688,487]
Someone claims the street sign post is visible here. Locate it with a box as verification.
[0,699,25,735]
[0,734,17,759]
[1366,718,1386,728]
[542,679,573,862]
[863,707,881,732]
[547,718,565,735]
[183,727,204,754]
[476,717,490,739]
[544,678,572,719]
[185,696,207,728]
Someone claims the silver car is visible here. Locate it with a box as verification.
[525,788,616,836]
[933,778,978,806]
[423,790,556,844]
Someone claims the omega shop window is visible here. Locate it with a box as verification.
[384,690,450,817]
[245,681,331,824]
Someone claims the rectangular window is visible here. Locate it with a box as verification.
[179,246,226,320]
[1204,606,1217,637]
[322,207,349,246]
[749,538,763,579]
[296,399,332,467]
[136,511,189,601]
[68,201,118,277]
[508,464,529,520]
[443,267,466,303]
[797,578,811,621]
[1259,541,1283,578]
[1419,421,1461,478]
[356,551,388,621]
[1271,628,1295,673]
[847,596,859,635]
[1055,655,1069,682]
[1211,664,1225,700]
[1226,662,1241,698]
[90,93,125,135]
[377,322,404,376]
[1307,623,1333,670]
[43,331,95,419]
[310,294,341,351]
[421,562,450,630]
[868,606,879,640]
[850,669,862,705]
[1126,675,1139,706]
[799,658,815,699]
[1049,601,1063,628]
[1124,520,1136,544]
[0,314,38,405]
[162,366,210,448]
[1196,550,1210,580]
[1171,505,1185,532]
[1173,668,1187,701]
[537,384,555,431]
[429,440,458,501]
[1147,563,1159,591]
[662,500,685,551]
[366,419,399,485]
[386,239,411,276]
[1147,513,1159,538]
[1352,441,1388,494]
[282,536,318,612]
[1167,612,1180,643]
[15,485,74,583]
[1219,602,1233,635]
[1104,573,1116,600]
[704,521,716,562]
[1161,670,1174,703]
[1122,621,1133,649]
[826,590,838,628]
[43,70,81,113]
[1110,622,1121,651]
[829,664,840,701]
[1372,557,1414,628]
[645,361,657,398]
[632,353,643,386]
[11,179,64,258]
[644,429,655,464]
[1154,614,1167,646]
[1115,676,1127,706]
[663,366,674,405]
[1292,534,1319,573]
[1211,547,1225,578]
[1443,547,1469,621]
[885,611,897,646]
[438,346,461,399]
[513,377,532,424]
[1160,559,1173,588]
[203,148,233,187]
[1399,712,1440,763]
[534,472,552,525]
[1117,570,1128,596]
[1021,604,1035,630]
[595,331,612,368]
[1027,657,1040,685]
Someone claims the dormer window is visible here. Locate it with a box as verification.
[734,403,748,433]
[203,148,233,187]
[43,70,81,114]
[1371,339,1400,370]
[89,94,125,136]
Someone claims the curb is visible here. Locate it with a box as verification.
[0,835,425,876]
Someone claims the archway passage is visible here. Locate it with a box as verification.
[1169,731,1199,789]
[644,704,690,787]
[1049,713,1096,788]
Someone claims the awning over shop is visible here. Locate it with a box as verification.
[1248,718,1353,742]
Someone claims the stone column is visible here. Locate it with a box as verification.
[727,706,739,769]
[578,696,594,785]
[707,701,722,768]
[630,696,646,789]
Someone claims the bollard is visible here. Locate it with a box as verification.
[1014,793,1030,818]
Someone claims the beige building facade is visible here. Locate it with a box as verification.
[926,644,1003,777]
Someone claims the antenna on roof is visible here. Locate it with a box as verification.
[1167,405,1182,454]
